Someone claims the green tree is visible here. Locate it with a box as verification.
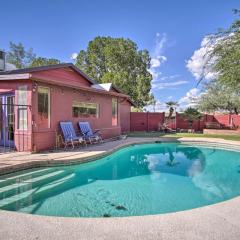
[182,107,202,129]
[75,36,152,107]
[131,107,144,112]
[204,9,240,89]
[198,81,240,114]
[30,57,61,67]
[6,42,36,68]
[6,42,61,69]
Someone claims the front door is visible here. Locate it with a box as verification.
[0,94,15,147]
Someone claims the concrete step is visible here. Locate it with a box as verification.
[0,170,66,198]
[182,141,240,152]
[0,168,54,187]
[0,173,74,209]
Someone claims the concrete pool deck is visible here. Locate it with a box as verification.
[0,137,240,239]
[1,136,240,175]
[1,196,240,240]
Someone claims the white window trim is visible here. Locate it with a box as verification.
[72,101,99,118]
[112,98,118,126]
[38,86,51,128]
[17,85,28,130]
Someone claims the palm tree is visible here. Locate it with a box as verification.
[148,93,156,112]
[165,101,179,119]
[182,107,203,129]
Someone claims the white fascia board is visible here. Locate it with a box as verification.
[0,73,30,80]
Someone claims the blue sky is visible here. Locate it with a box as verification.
[1,0,239,110]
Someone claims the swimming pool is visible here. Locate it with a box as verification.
[0,142,240,218]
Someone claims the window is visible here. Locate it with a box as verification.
[18,86,28,130]
[112,98,118,126]
[0,98,2,136]
[7,96,14,140]
[38,87,50,128]
[72,102,99,118]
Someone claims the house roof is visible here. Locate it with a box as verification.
[0,63,97,85]
[92,83,112,91]
[0,63,135,106]
[91,83,122,93]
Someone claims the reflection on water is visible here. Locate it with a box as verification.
[144,145,205,177]
[0,143,240,217]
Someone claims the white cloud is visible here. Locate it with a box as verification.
[154,32,167,57]
[149,33,168,83]
[152,80,188,90]
[147,33,184,106]
[144,100,168,112]
[151,33,167,68]
[160,74,180,81]
[160,56,167,61]
[150,56,167,68]
[169,74,180,79]
[71,52,78,60]
[179,88,201,109]
[186,36,216,80]
[150,58,161,68]
[149,33,183,94]
[149,68,161,82]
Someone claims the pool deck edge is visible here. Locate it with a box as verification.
[0,191,240,240]
[1,137,240,175]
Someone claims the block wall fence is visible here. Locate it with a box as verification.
[130,112,240,132]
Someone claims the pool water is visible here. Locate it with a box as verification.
[0,143,240,217]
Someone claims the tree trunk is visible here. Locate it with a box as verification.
[234,107,238,115]
[189,121,193,129]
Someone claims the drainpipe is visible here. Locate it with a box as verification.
[175,110,177,130]
[147,111,149,132]
[229,114,233,129]
[130,111,132,132]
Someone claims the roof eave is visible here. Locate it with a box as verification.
[30,76,129,98]
[0,73,31,80]
[127,98,137,107]
[0,63,97,86]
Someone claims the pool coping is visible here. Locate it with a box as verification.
[1,136,240,176]
[0,137,240,239]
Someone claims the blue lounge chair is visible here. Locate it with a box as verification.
[60,121,86,149]
[78,122,102,144]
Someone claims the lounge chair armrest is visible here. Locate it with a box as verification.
[82,130,90,136]
[93,129,100,134]
[65,133,72,138]
[62,133,74,142]
[75,130,84,137]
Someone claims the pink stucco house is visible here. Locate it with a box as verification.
[0,63,133,152]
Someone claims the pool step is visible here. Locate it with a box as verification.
[182,141,240,152]
[0,173,74,209]
[0,168,55,187]
[0,170,66,199]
